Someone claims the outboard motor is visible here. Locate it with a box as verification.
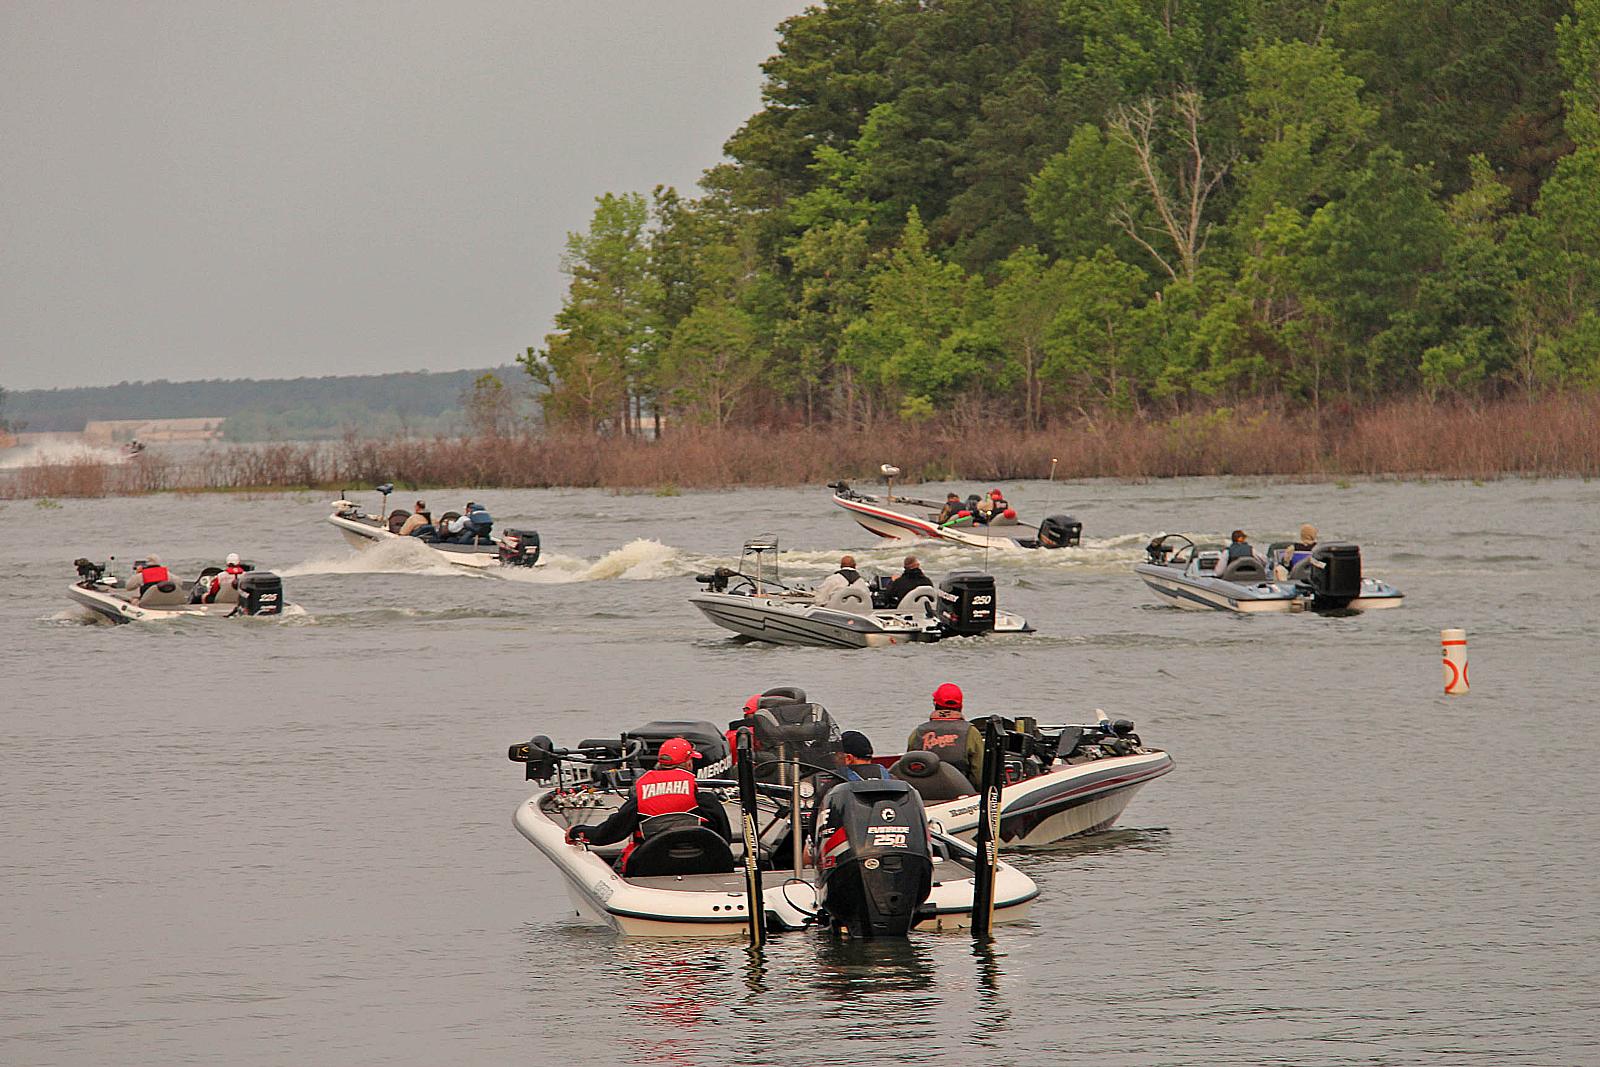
[937,571,996,636]
[815,779,934,938]
[1036,514,1082,548]
[236,572,284,616]
[497,529,541,567]
[1307,543,1362,609]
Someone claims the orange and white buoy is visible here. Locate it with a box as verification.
[1441,629,1469,695]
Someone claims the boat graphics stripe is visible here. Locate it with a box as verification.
[834,497,941,537]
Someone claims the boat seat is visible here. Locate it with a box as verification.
[137,581,188,608]
[1289,557,1314,581]
[624,826,736,878]
[1220,556,1267,583]
[889,751,974,803]
[387,509,410,533]
[896,586,937,614]
[208,580,240,606]
[820,585,871,613]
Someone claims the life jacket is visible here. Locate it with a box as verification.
[836,567,861,584]
[139,565,170,586]
[909,717,978,780]
[620,768,701,867]
[468,509,493,529]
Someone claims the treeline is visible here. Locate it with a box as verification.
[5,367,530,440]
[525,0,1600,432]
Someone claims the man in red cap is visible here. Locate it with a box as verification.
[904,682,984,788]
[565,736,731,872]
[725,694,761,763]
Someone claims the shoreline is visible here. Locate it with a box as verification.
[3,395,1597,499]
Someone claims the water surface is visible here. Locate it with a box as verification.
[2,478,1596,1064]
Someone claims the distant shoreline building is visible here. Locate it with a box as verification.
[83,417,225,444]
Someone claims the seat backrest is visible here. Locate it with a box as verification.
[896,585,937,614]
[822,585,870,613]
[210,578,240,605]
[639,811,702,838]
[387,509,410,533]
[1221,556,1267,582]
[138,581,189,608]
[624,827,736,877]
[889,750,975,803]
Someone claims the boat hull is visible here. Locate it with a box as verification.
[688,591,1032,648]
[924,749,1175,847]
[831,493,1046,550]
[1134,565,1403,613]
[514,791,1036,937]
[66,583,302,624]
[326,512,516,570]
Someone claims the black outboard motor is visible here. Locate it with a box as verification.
[497,529,541,566]
[237,572,284,616]
[937,571,996,636]
[815,779,935,938]
[1036,515,1083,548]
[1307,543,1362,609]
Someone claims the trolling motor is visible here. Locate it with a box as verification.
[74,558,107,585]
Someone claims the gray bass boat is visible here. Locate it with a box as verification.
[1134,534,1404,613]
[689,537,1033,648]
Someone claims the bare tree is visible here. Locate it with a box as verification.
[1108,89,1231,282]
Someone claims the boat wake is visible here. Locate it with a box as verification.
[285,537,689,583]
[0,439,134,470]
[719,532,1157,576]
[498,538,686,584]
[281,539,464,577]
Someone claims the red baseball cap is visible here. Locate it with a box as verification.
[933,682,964,711]
[990,489,1004,498]
[657,738,701,766]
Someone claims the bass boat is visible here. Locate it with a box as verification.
[689,537,1033,648]
[326,484,541,570]
[507,715,1038,938]
[1135,534,1404,613]
[67,557,296,624]
[908,712,1174,847]
[828,468,1081,549]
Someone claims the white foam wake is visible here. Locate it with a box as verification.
[498,538,685,584]
[0,439,133,469]
[281,538,465,577]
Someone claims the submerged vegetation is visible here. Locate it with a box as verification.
[524,0,1600,435]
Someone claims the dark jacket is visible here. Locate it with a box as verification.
[1226,541,1254,560]
[884,567,933,603]
[905,718,984,783]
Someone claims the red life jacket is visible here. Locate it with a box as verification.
[139,565,170,586]
[620,768,700,868]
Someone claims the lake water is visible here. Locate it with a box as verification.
[2,477,1596,1065]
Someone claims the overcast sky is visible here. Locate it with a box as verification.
[0,2,809,391]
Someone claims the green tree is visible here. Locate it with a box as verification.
[657,300,767,428]
[1042,250,1160,414]
[990,247,1070,428]
[1026,124,1147,264]
[839,210,985,424]
[523,193,660,434]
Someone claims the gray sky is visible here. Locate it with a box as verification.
[1,2,809,391]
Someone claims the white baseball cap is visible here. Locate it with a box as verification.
[226,552,241,565]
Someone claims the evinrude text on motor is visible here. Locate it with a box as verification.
[828,471,1081,550]
[689,537,1033,648]
[1134,533,1403,613]
[504,703,1037,937]
[326,484,542,570]
[67,557,299,624]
